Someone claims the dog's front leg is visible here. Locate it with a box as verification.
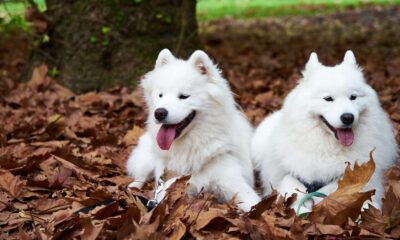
[278,174,311,214]
[227,175,261,212]
[126,133,158,189]
[312,181,338,205]
[316,172,384,210]
[362,170,384,209]
[190,156,261,212]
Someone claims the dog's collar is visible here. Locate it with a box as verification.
[296,175,342,193]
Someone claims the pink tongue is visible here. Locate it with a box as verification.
[156,125,177,150]
[336,129,354,147]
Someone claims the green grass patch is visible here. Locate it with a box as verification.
[1,0,400,32]
[197,0,400,21]
[0,0,45,32]
[0,0,45,16]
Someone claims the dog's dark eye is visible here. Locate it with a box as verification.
[350,95,357,101]
[323,96,334,102]
[178,94,190,100]
[159,93,163,98]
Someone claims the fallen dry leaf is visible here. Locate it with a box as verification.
[79,218,104,240]
[310,156,376,225]
[382,185,400,236]
[168,219,186,240]
[0,170,27,198]
[360,204,385,236]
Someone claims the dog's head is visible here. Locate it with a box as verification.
[289,50,377,147]
[141,49,230,150]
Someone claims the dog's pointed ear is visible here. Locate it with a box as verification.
[343,50,357,66]
[188,50,215,76]
[155,49,175,68]
[305,52,321,71]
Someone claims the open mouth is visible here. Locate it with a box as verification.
[320,116,354,147]
[156,111,196,150]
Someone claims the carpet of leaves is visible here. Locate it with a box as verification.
[1,6,400,240]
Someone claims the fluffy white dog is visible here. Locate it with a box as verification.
[252,51,398,212]
[126,49,260,211]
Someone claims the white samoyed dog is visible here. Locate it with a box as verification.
[252,51,398,212]
[126,49,260,211]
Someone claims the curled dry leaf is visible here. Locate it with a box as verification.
[30,198,71,213]
[310,155,376,225]
[247,190,279,219]
[79,218,104,240]
[360,204,385,236]
[168,219,186,240]
[382,185,400,237]
[194,207,230,231]
[0,170,27,198]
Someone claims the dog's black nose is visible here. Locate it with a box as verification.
[154,108,168,121]
[341,113,354,125]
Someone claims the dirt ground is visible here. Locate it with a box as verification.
[0,5,399,239]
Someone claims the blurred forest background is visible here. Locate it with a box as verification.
[1,0,400,92]
[1,0,400,239]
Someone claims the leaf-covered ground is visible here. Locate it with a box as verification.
[1,6,400,240]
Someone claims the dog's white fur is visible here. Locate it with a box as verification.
[252,51,398,211]
[126,49,260,211]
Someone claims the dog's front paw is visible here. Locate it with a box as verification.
[297,205,312,215]
[127,181,144,189]
[237,201,255,212]
[293,198,313,215]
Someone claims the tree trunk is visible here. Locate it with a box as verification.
[24,0,201,93]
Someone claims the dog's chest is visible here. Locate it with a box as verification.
[158,148,210,175]
[158,138,230,176]
[282,153,345,183]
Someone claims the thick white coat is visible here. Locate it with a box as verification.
[126,49,260,211]
[252,51,398,210]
